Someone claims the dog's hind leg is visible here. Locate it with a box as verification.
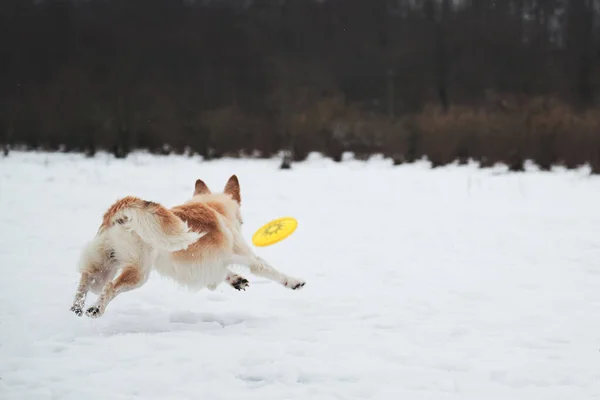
[71,236,111,316]
[86,264,150,318]
[71,271,94,316]
[71,265,117,316]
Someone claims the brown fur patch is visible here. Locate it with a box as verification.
[205,201,227,217]
[171,203,219,233]
[224,175,241,204]
[147,203,184,235]
[99,196,145,232]
[99,196,182,236]
[170,203,226,262]
[113,266,141,290]
[194,179,211,196]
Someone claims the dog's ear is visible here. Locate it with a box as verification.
[194,179,211,196]
[224,175,241,204]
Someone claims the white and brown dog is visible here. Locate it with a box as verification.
[70,175,306,318]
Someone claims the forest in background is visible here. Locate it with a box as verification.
[2,0,600,171]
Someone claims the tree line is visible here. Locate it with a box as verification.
[2,0,600,171]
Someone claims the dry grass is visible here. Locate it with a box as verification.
[198,97,600,172]
[411,98,600,171]
[6,90,600,173]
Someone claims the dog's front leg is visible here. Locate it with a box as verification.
[248,255,305,290]
[225,272,249,291]
[230,252,305,290]
[230,232,305,290]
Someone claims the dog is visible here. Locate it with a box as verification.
[70,175,306,318]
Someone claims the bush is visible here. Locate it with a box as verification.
[404,98,600,171]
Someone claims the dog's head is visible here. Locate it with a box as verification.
[192,175,243,227]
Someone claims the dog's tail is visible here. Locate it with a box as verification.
[98,196,204,252]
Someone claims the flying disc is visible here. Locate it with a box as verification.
[252,217,298,247]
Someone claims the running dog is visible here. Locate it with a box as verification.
[70,175,306,318]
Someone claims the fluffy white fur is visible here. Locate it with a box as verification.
[71,179,305,318]
[120,207,205,252]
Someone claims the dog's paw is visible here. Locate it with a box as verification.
[284,278,306,290]
[229,276,249,291]
[85,306,103,318]
[70,305,83,317]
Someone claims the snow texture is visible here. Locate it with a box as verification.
[1,151,600,399]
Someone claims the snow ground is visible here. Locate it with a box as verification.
[1,151,600,400]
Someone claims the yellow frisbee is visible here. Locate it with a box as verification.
[252,217,298,247]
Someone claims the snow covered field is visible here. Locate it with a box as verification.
[1,151,600,400]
